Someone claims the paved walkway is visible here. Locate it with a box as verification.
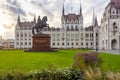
[92,50,120,55]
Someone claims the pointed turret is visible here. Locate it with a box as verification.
[17,14,20,23]
[95,16,98,26]
[80,3,83,17]
[92,10,95,26]
[34,14,36,23]
[92,10,99,27]
[62,4,65,16]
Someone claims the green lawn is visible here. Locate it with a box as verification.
[99,52,120,72]
[0,49,120,73]
[0,49,88,72]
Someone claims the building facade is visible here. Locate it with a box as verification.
[99,0,120,50]
[14,15,36,49]
[14,4,99,49]
[0,38,14,50]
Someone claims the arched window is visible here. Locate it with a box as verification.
[111,8,116,15]
[113,22,117,29]
[17,34,19,37]
[113,22,118,36]
[21,33,23,37]
[71,25,74,31]
[67,25,69,31]
[75,25,78,30]
[25,33,27,37]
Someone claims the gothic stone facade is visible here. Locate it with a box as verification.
[99,0,120,50]
[14,4,99,49]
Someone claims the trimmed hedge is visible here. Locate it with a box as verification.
[0,68,83,80]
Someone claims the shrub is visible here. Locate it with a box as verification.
[27,68,83,80]
[73,52,103,69]
[0,72,26,80]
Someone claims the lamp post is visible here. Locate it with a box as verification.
[96,32,98,52]
[119,32,120,54]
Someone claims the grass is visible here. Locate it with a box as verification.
[99,52,120,72]
[0,49,120,73]
[0,49,89,72]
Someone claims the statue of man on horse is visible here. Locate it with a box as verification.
[32,16,49,34]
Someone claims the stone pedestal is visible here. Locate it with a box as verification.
[27,34,56,52]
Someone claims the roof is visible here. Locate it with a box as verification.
[111,0,120,8]
[64,14,80,21]
[19,21,35,28]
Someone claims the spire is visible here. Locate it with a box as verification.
[62,4,65,16]
[92,10,95,26]
[95,15,98,26]
[17,14,20,23]
[80,0,83,17]
[34,14,36,23]
[92,10,98,26]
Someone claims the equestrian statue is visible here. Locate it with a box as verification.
[32,16,50,34]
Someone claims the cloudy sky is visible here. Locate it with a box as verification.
[0,0,109,39]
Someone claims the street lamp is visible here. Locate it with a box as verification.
[116,31,120,55]
[96,33,98,52]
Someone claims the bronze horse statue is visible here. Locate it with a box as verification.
[32,16,50,34]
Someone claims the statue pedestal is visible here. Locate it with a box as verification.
[26,34,56,52]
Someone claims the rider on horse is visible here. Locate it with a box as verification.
[32,16,49,34]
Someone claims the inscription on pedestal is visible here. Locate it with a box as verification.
[34,39,47,44]
[26,34,56,52]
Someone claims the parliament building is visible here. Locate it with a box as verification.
[15,0,120,50]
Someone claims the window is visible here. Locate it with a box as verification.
[67,43,69,45]
[113,22,117,29]
[57,39,60,41]
[86,43,88,46]
[72,43,74,46]
[25,33,27,37]
[86,34,89,37]
[25,42,27,45]
[71,39,74,41]
[57,43,59,46]
[17,42,19,45]
[81,43,83,46]
[53,43,55,46]
[113,22,117,36]
[29,33,31,37]
[29,42,31,45]
[86,39,89,41]
[62,43,64,46]
[76,43,78,45]
[111,8,116,14]
[17,34,19,37]
[90,33,93,37]
[21,34,23,37]
[96,42,98,46]
[21,42,23,45]
[96,33,98,37]
[91,42,93,46]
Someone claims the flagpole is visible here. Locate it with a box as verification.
[71,7,73,13]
